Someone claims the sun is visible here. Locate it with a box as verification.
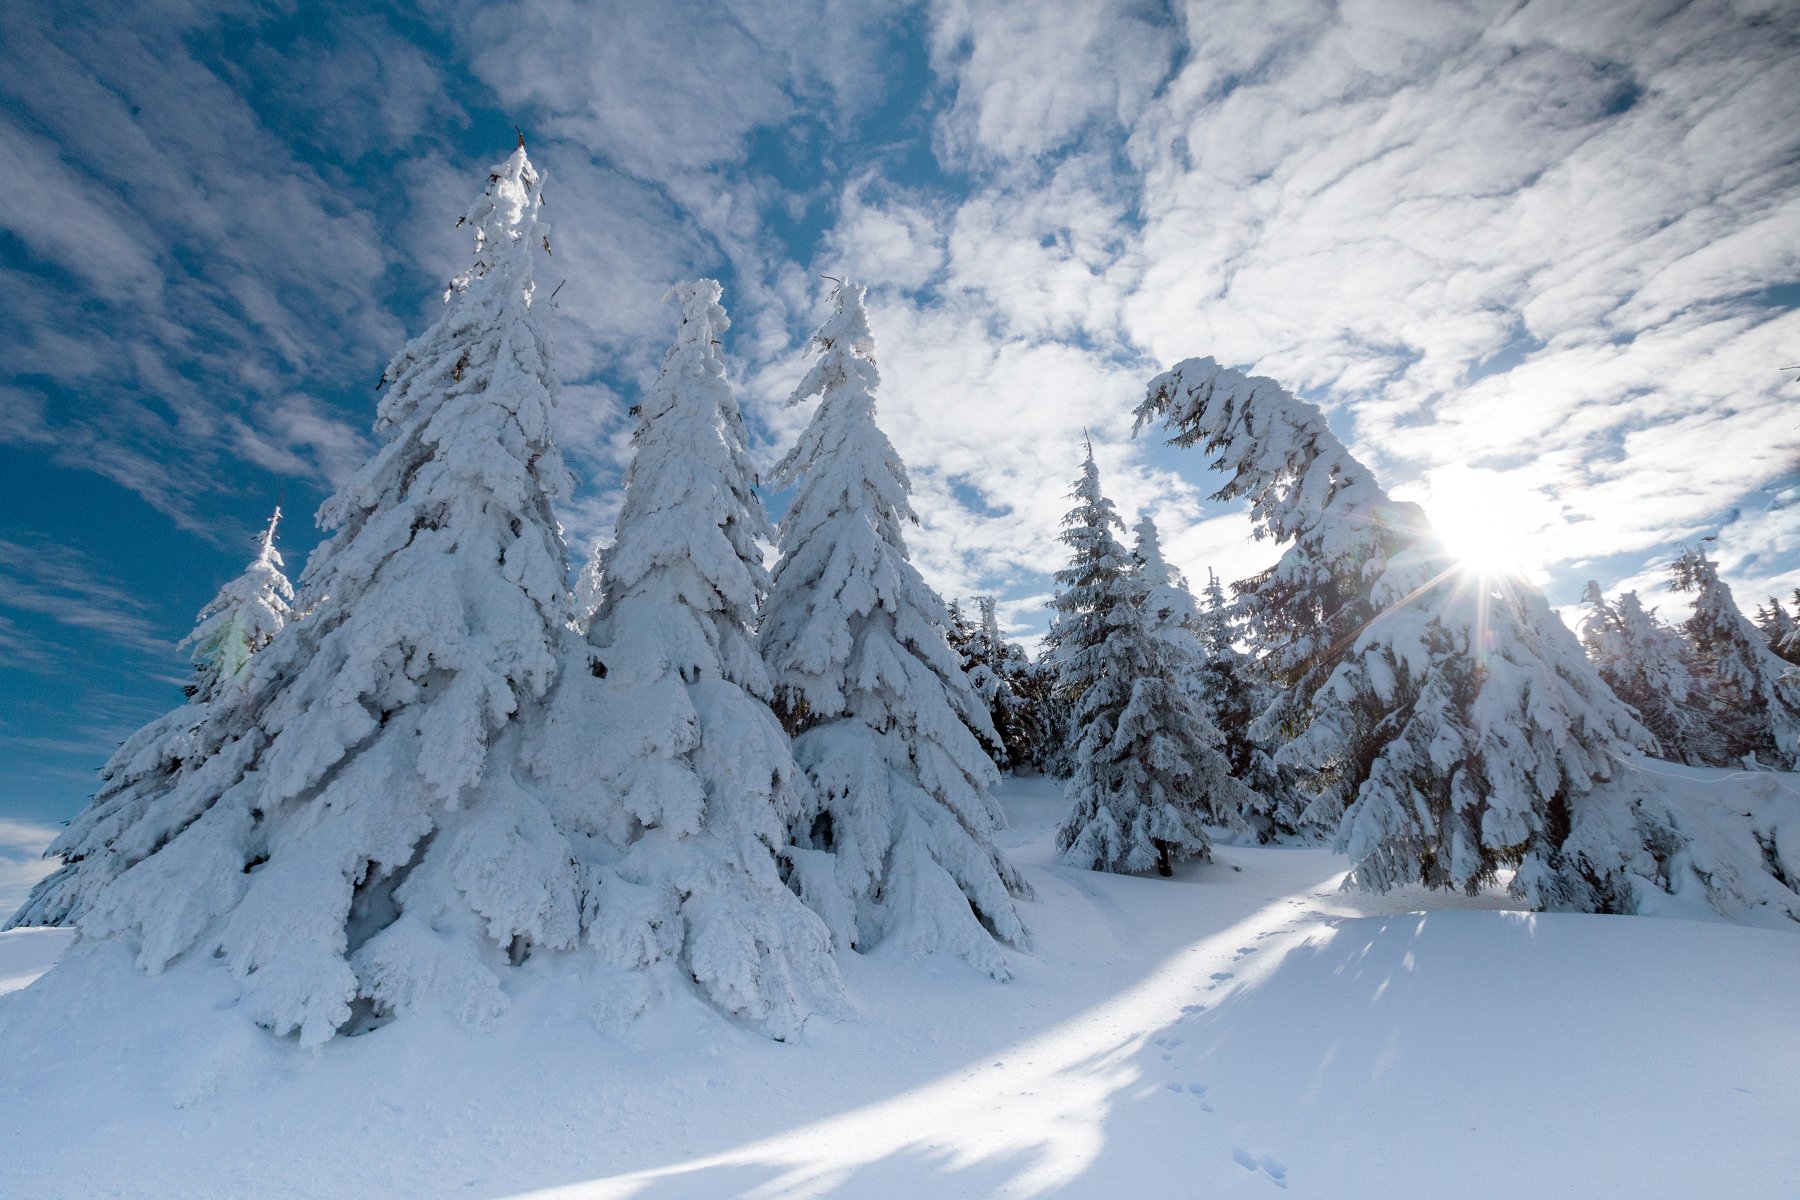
[1409,466,1550,581]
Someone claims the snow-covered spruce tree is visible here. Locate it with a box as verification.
[1132,516,1207,695]
[533,279,845,1037]
[966,596,1026,771]
[1003,648,1063,775]
[570,539,605,634]
[6,508,295,931]
[1579,582,1728,766]
[1671,545,1800,770]
[940,598,1009,765]
[945,597,977,662]
[1135,357,1658,910]
[1755,594,1800,666]
[45,145,587,1045]
[1194,567,1293,838]
[1047,447,1249,876]
[183,507,296,700]
[762,282,1028,976]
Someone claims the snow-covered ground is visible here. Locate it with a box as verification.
[3,772,1797,1199]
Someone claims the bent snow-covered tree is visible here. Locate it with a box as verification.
[7,507,295,931]
[1136,357,1662,911]
[34,146,586,1045]
[533,280,845,1037]
[1048,447,1248,876]
[763,282,1029,977]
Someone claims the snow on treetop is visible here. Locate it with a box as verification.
[450,144,549,298]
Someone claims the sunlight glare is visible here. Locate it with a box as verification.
[1412,466,1550,580]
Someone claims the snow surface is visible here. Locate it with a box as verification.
[3,773,1797,1199]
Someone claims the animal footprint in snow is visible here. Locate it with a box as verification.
[1233,1149,1288,1188]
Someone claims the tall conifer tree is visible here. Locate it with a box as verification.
[763,283,1028,976]
[1048,447,1248,876]
[8,507,295,930]
[536,280,846,1037]
[27,146,585,1045]
[1671,545,1800,770]
[1579,582,1727,766]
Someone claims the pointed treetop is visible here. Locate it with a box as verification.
[449,142,548,297]
[1134,513,1183,591]
[789,280,876,410]
[671,277,729,366]
[258,505,282,560]
[631,279,735,442]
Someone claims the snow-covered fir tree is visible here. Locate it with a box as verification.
[1131,515,1206,697]
[966,597,1026,770]
[1579,582,1728,766]
[762,282,1029,976]
[182,506,295,700]
[7,507,295,930]
[26,145,587,1045]
[945,598,977,662]
[1048,447,1249,876]
[1671,545,1800,770]
[534,279,845,1037]
[1194,567,1291,838]
[990,641,1060,777]
[570,538,605,634]
[1755,593,1800,666]
[1786,591,1800,663]
[1136,357,1660,911]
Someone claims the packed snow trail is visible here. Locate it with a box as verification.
[521,847,1350,1199]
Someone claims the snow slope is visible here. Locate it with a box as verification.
[2,773,1797,1199]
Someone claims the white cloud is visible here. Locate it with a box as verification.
[896,0,1800,625]
[929,0,1175,163]
[0,817,59,917]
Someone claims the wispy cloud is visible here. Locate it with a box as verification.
[0,816,59,918]
[0,538,172,660]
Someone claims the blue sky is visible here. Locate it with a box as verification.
[2,0,1797,899]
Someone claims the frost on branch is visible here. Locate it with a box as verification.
[763,282,1029,977]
